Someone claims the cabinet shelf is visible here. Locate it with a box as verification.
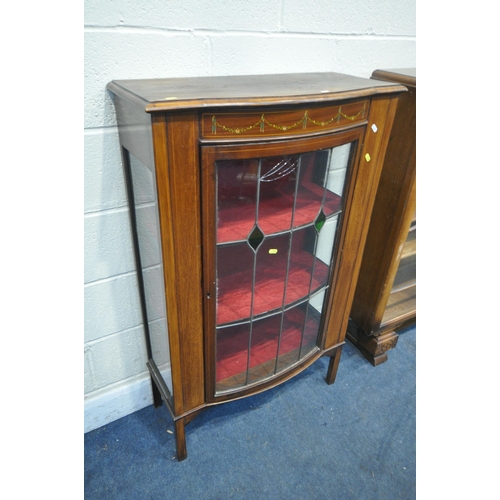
[217,211,341,247]
[216,302,321,390]
[381,284,416,327]
[217,226,330,325]
[216,150,345,244]
[391,252,416,293]
[217,180,342,244]
[400,225,416,260]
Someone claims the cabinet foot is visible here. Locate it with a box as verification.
[326,346,343,385]
[346,320,399,366]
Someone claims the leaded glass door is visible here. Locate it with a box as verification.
[202,129,364,397]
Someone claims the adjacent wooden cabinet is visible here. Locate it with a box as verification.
[348,68,416,366]
[107,73,405,460]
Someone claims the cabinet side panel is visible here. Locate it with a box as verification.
[126,152,174,396]
[323,95,400,349]
[165,112,205,412]
[112,96,175,399]
[350,88,416,332]
[113,94,156,172]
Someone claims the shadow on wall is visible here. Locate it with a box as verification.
[84,89,154,429]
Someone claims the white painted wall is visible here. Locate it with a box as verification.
[84,0,416,432]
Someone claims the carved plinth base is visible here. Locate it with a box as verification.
[346,320,399,366]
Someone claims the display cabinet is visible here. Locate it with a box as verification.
[107,73,405,460]
[347,68,416,365]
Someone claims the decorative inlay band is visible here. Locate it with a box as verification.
[210,103,366,135]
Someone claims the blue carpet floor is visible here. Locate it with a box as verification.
[85,326,416,499]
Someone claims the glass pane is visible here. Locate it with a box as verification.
[308,288,326,313]
[276,304,307,371]
[392,224,416,293]
[284,225,331,305]
[382,285,416,327]
[285,226,317,305]
[392,252,416,292]
[323,143,350,217]
[248,314,282,383]
[217,159,259,243]
[275,301,323,372]
[302,291,325,357]
[402,223,416,258]
[214,142,354,393]
[248,225,265,251]
[253,233,290,317]
[313,214,339,288]
[293,151,329,227]
[217,242,255,325]
[216,322,250,391]
[258,156,298,234]
[326,143,351,197]
[128,153,173,395]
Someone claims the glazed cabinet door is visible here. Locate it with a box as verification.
[202,128,365,400]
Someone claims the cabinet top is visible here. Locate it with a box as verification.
[371,68,416,88]
[107,72,406,113]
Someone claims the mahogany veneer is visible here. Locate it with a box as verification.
[107,72,405,460]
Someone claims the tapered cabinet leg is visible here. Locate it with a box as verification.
[151,378,163,408]
[174,418,187,461]
[326,346,343,385]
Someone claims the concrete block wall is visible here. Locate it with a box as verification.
[84,0,416,432]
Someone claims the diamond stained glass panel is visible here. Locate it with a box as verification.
[247,225,265,251]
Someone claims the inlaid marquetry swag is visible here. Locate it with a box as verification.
[107,72,406,461]
[206,101,367,137]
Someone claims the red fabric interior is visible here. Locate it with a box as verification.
[217,183,341,244]
[214,152,338,387]
[216,153,342,244]
[216,236,329,325]
[216,305,320,383]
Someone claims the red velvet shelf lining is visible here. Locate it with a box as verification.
[216,304,319,384]
[216,239,330,325]
[214,151,340,388]
[217,182,342,244]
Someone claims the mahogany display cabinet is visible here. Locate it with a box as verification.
[347,68,416,366]
[107,72,405,460]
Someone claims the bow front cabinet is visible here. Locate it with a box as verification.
[107,73,405,460]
